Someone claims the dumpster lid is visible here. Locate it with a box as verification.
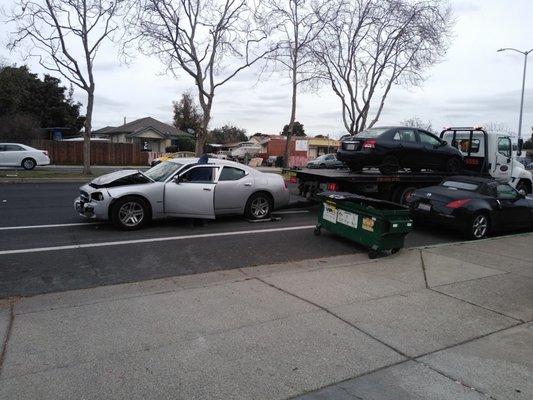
[316,191,408,210]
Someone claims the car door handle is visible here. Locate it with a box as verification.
[244,183,252,187]
[203,187,212,191]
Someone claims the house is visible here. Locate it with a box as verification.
[307,137,340,159]
[93,117,189,153]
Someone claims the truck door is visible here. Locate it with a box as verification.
[492,137,512,181]
[164,165,218,218]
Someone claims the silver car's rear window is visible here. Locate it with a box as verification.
[144,161,183,182]
[441,181,479,191]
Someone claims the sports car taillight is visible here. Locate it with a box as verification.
[42,150,49,157]
[362,139,376,149]
[445,199,470,209]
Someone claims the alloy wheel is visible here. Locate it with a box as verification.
[23,159,36,170]
[472,214,488,239]
[118,202,145,227]
[250,197,270,218]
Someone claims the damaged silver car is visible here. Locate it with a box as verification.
[74,158,290,229]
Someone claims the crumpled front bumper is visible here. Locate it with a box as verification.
[74,196,110,220]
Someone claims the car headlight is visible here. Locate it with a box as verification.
[91,192,104,201]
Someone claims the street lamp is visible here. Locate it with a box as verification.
[497,47,533,155]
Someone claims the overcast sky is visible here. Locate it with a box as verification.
[1,0,532,139]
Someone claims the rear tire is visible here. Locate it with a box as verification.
[245,192,273,220]
[111,196,151,230]
[379,156,399,174]
[21,158,36,170]
[469,213,490,240]
[445,157,463,174]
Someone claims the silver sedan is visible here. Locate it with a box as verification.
[74,158,290,229]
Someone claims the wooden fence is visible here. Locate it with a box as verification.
[25,140,149,166]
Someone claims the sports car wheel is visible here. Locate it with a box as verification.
[470,213,490,240]
[245,193,272,220]
[112,197,150,230]
[21,158,36,170]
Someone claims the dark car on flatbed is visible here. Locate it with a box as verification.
[406,176,533,239]
[337,126,464,174]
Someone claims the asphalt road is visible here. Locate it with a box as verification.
[0,182,464,299]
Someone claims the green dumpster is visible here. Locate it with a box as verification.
[314,191,413,259]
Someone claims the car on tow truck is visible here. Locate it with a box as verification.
[74,158,289,230]
[406,176,533,239]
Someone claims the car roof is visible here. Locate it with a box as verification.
[167,157,257,172]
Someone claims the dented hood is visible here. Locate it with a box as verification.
[90,170,144,187]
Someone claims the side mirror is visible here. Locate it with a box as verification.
[442,140,447,146]
[173,175,182,184]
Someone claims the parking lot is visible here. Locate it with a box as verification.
[0,181,466,298]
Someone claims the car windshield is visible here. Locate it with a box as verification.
[441,180,479,191]
[144,161,183,182]
[355,128,389,139]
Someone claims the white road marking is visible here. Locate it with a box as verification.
[0,225,316,255]
[272,210,310,214]
[0,222,99,231]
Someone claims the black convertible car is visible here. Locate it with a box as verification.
[337,126,464,173]
[406,176,533,239]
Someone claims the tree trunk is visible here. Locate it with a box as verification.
[195,110,211,156]
[83,90,94,174]
[283,67,298,169]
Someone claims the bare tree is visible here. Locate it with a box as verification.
[8,0,125,174]
[400,116,433,132]
[314,0,452,135]
[257,0,333,167]
[134,0,277,155]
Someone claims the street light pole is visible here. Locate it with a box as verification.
[497,47,533,153]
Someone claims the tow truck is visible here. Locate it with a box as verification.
[285,127,532,204]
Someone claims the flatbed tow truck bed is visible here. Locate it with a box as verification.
[284,168,452,205]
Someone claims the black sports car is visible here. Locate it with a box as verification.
[337,126,464,174]
[406,176,533,239]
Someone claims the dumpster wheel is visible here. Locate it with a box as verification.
[368,250,379,259]
[314,225,322,236]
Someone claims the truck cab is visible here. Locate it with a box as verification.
[440,127,532,194]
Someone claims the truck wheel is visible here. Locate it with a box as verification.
[111,196,151,230]
[445,157,462,174]
[469,213,490,240]
[21,158,36,170]
[379,156,399,174]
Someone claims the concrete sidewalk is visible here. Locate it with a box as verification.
[0,234,531,400]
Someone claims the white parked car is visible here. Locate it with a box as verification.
[0,143,51,170]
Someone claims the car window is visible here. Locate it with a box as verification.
[355,128,389,138]
[219,166,246,181]
[497,138,511,157]
[496,184,518,200]
[393,129,416,142]
[418,131,440,146]
[325,155,334,160]
[3,144,24,151]
[455,138,480,153]
[144,161,183,182]
[180,166,216,183]
[441,180,479,191]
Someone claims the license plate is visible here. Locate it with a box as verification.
[345,143,356,150]
[417,203,431,212]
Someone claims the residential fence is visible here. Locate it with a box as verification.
[24,140,149,166]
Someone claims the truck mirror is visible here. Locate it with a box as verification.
[517,138,523,156]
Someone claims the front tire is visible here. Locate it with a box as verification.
[445,157,463,174]
[21,158,36,170]
[245,192,272,220]
[111,196,151,230]
[469,213,490,240]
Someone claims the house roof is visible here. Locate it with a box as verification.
[93,117,188,138]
